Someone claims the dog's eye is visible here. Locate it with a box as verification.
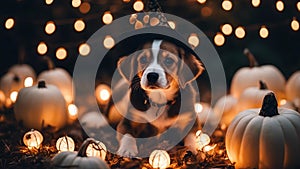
[164,57,174,65]
[140,56,148,64]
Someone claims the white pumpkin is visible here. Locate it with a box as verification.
[235,81,273,113]
[226,93,300,169]
[8,64,36,85]
[0,73,24,107]
[14,80,68,130]
[38,57,74,105]
[213,94,238,127]
[230,49,286,100]
[286,71,300,105]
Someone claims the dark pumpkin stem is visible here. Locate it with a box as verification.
[13,75,20,82]
[37,81,47,88]
[259,92,279,117]
[244,48,259,68]
[43,56,55,70]
[259,80,268,90]
[77,138,97,157]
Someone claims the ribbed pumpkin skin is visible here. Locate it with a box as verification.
[226,108,300,169]
[14,82,67,130]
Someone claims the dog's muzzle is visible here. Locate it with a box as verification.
[147,72,159,85]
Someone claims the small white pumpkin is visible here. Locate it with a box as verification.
[8,64,36,85]
[38,57,74,105]
[0,73,24,107]
[230,49,286,100]
[213,94,238,127]
[14,80,68,131]
[286,71,300,105]
[149,150,171,169]
[23,129,43,149]
[52,138,110,169]
[226,92,300,169]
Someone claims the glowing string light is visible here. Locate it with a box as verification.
[45,0,54,5]
[133,0,144,12]
[45,21,56,35]
[74,19,85,32]
[197,0,206,4]
[235,26,246,39]
[188,33,200,48]
[37,42,48,55]
[276,1,284,12]
[221,23,233,35]
[72,0,81,8]
[259,26,269,38]
[291,18,299,31]
[103,36,115,49]
[214,33,225,46]
[5,18,14,30]
[78,43,91,56]
[102,11,113,25]
[222,0,233,11]
[56,47,67,60]
[251,0,260,7]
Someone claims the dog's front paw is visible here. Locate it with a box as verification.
[117,134,138,157]
[117,144,138,157]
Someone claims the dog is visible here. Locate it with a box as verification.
[107,39,204,157]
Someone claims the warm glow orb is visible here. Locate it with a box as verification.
[37,42,48,55]
[79,2,91,14]
[280,99,287,106]
[68,104,78,120]
[23,129,43,149]
[95,84,111,104]
[214,33,225,46]
[188,33,200,48]
[56,47,67,60]
[86,140,107,160]
[149,150,171,169]
[5,18,14,30]
[102,11,113,25]
[221,23,233,35]
[222,0,233,11]
[123,0,130,3]
[297,2,300,11]
[235,26,246,39]
[259,26,269,38]
[10,91,18,103]
[24,77,34,87]
[45,21,56,34]
[72,0,81,8]
[197,0,206,4]
[201,7,213,17]
[194,103,204,114]
[167,21,176,29]
[133,0,144,12]
[45,0,54,5]
[276,1,284,12]
[251,0,260,7]
[100,89,110,101]
[74,19,85,32]
[79,43,91,56]
[56,136,75,152]
[196,130,211,150]
[103,35,115,49]
[291,18,299,31]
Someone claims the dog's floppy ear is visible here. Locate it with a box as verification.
[178,49,204,88]
[117,56,137,83]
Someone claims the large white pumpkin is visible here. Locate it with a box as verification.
[230,49,286,100]
[226,93,300,169]
[213,94,237,127]
[14,80,68,130]
[38,57,74,105]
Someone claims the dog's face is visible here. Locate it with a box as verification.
[118,39,204,102]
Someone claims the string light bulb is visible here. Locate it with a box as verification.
[259,26,269,38]
[45,21,56,35]
[24,77,34,87]
[78,43,91,56]
[103,36,115,49]
[37,42,48,55]
[10,91,18,103]
[56,47,67,60]
[297,2,300,12]
[45,0,54,5]
[74,19,85,32]
[222,0,233,11]
[291,18,299,31]
[5,18,14,30]
[251,0,260,7]
[197,0,206,4]
[72,0,81,8]
[188,33,200,48]
[214,32,225,46]
[235,26,246,39]
[276,1,284,12]
[68,104,78,121]
[221,23,233,35]
[102,11,113,25]
[79,2,91,14]
[133,0,144,12]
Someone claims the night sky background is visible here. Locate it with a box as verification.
[0,0,299,93]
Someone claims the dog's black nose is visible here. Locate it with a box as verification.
[147,72,159,83]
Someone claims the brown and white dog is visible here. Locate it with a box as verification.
[107,39,204,157]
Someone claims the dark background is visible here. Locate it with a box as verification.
[0,0,299,89]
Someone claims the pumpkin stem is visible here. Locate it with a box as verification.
[259,80,268,90]
[43,56,55,70]
[38,81,47,88]
[13,75,20,82]
[77,138,97,157]
[244,48,258,68]
[259,92,279,117]
[18,46,26,64]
